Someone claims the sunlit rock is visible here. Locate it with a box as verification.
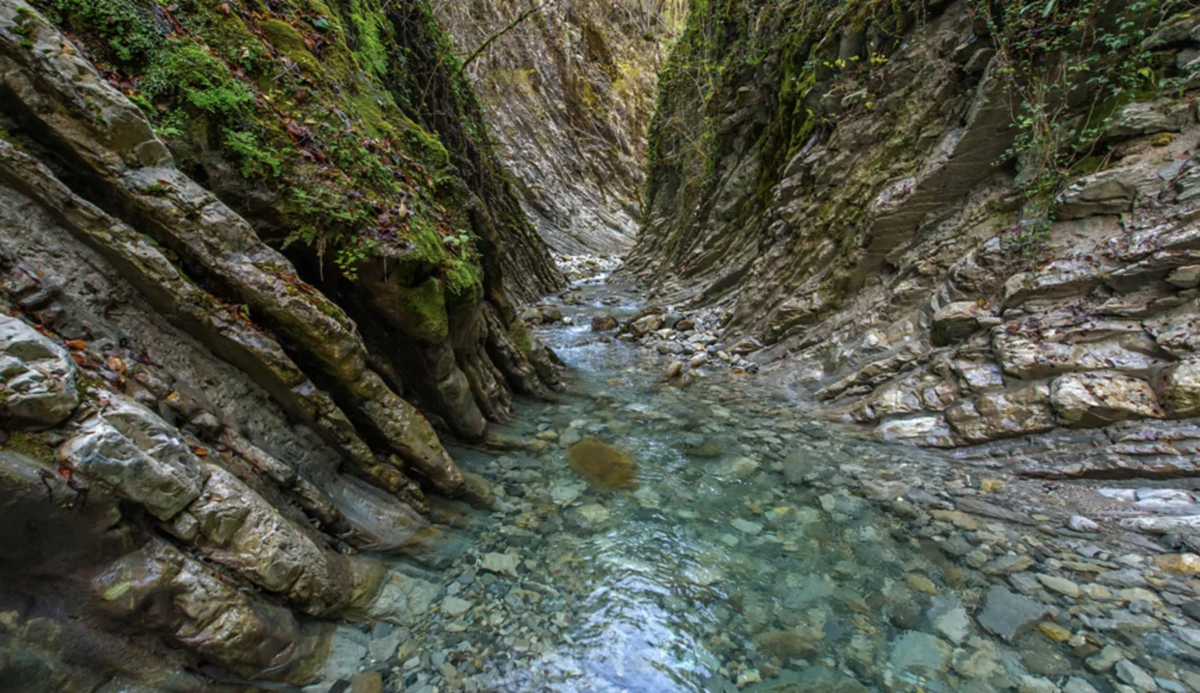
[1164,357,1200,418]
[0,315,79,430]
[1050,372,1165,427]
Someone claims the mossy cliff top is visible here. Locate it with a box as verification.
[34,0,559,298]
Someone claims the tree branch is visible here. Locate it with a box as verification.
[460,3,545,70]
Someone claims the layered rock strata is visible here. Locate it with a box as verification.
[0,0,561,685]
[623,0,1200,476]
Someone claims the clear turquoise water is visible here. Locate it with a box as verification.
[422,277,1123,693]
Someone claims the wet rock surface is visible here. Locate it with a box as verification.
[1,0,1199,689]
[0,315,79,429]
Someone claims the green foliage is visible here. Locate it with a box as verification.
[347,0,391,79]
[12,6,39,49]
[260,18,323,76]
[222,128,285,178]
[974,0,1191,214]
[443,258,480,296]
[31,0,515,291]
[35,0,160,63]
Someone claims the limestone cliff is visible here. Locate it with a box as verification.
[0,0,562,686]
[624,0,1200,476]
[437,0,684,256]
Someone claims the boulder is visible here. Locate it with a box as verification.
[876,415,956,448]
[1164,358,1200,418]
[931,302,994,345]
[183,464,356,616]
[628,313,664,337]
[59,395,208,520]
[1108,98,1194,137]
[1050,372,1165,427]
[0,315,79,429]
[93,538,329,683]
[591,314,620,331]
[945,385,1055,444]
[537,305,563,323]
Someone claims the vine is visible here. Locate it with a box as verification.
[974,0,1194,244]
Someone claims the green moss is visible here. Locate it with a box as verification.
[443,258,480,297]
[0,431,55,461]
[508,318,533,357]
[260,19,324,77]
[399,115,451,171]
[395,277,449,342]
[142,40,255,122]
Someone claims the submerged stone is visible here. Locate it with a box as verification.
[566,440,639,490]
[752,627,825,658]
[978,586,1049,642]
[685,440,724,458]
[889,631,952,674]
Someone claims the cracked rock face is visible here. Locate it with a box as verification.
[436,1,680,257]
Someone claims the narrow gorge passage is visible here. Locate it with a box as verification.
[3,0,1200,692]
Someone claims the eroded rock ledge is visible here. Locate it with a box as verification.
[622,0,1200,478]
[0,0,562,686]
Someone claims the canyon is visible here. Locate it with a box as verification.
[1,0,1199,692]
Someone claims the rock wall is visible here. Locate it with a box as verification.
[437,0,685,256]
[0,0,562,685]
[622,0,1200,476]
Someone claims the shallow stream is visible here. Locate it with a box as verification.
[376,275,1171,693]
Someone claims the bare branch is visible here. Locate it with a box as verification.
[460,3,546,71]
